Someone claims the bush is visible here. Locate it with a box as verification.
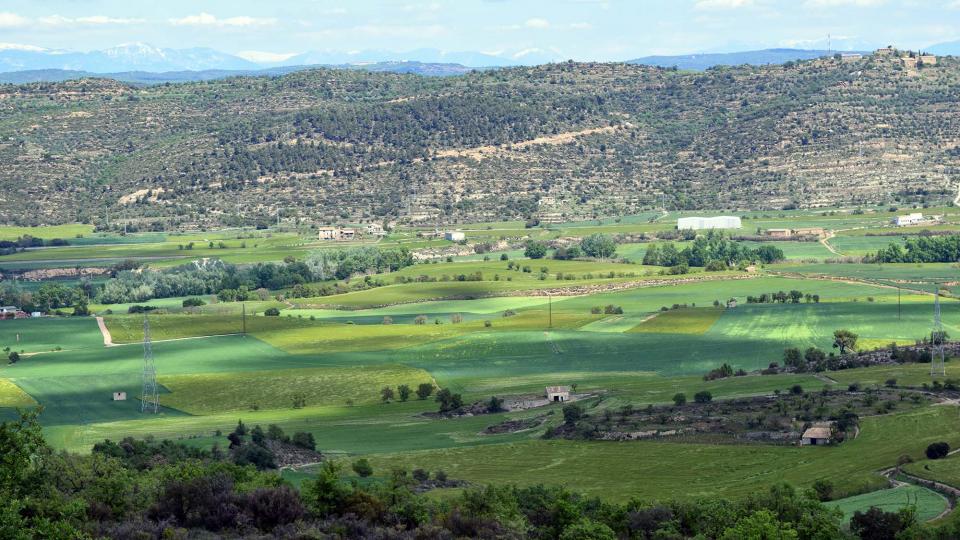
[693,391,712,404]
[291,432,315,451]
[182,297,207,307]
[672,393,686,406]
[562,403,584,426]
[926,442,950,460]
[264,307,281,316]
[524,241,548,259]
[352,458,373,477]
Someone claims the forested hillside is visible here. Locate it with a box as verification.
[2,52,959,228]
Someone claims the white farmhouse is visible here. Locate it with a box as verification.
[444,231,466,242]
[893,213,924,226]
[677,216,742,230]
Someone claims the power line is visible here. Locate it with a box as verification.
[140,315,159,413]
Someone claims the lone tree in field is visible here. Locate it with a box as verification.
[380,386,395,403]
[926,442,950,460]
[580,233,617,260]
[524,240,548,259]
[562,403,583,426]
[673,393,686,406]
[832,329,858,355]
[416,383,434,400]
[397,384,411,402]
[694,391,713,404]
[414,315,427,325]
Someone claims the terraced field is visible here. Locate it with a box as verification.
[828,484,948,524]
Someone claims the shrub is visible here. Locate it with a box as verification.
[562,403,584,426]
[693,391,712,404]
[352,458,373,477]
[926,442,950,460]
[264,307,280,316]
[672,393,686,406]
[291,432,316,451]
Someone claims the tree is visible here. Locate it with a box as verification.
[811,479,833,501]
[850,506,915,540]
[783,348,803,368]
[487,396,504,413]
[832,329,858,355]
[435,388,463,413]
[721,510,797,540]
[380,386,395,403]
[264,307,280,316]
[926,442,950,459]
[303,461,349,517]
[580,233,617,259]
[562,403,583,426]
[694,391,712,404]
[416,383,434,400]
[352,458,373,477]
[672,393,686,406]
[414,315,427,325]
[7,351,19,364]
[291,431,315,451]
[397,384,411,402]
[560,519,616,540]
[524,240,548,259]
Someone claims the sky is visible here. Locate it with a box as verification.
[1,0,959,62]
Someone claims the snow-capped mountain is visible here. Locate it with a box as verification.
[0,42,257,73]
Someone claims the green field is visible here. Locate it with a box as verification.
[159,365,434,414]
[0,378,36,408]
[629,307,724,334]
[828,484,948,524]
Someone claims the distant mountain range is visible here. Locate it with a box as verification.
[0,42,956,84]
[627,48,865,70]
[0,62,478,85]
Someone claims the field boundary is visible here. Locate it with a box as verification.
[95,316,113,346]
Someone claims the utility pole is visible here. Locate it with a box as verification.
[242,302,247,335]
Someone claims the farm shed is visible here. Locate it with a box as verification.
[677,216,742,230]
[112,392,127,401]
[546,386,571,402]
[445,231,466,241]
[801,424,833,446]
[766,228,792,238]
[893,213,924,226]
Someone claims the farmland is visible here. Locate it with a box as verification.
[3,210,960,536]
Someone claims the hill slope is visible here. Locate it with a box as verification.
[1,54,957,228]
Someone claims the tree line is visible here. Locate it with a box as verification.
[642,232,784,268]
[4,409,937,539]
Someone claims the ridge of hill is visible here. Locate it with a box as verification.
[1,52,957,228]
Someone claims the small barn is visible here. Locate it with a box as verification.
[546,386,571,402]
[801,424,833,446]
[444,231,466,242]
[112,392,127,401]
[766,228,792,238]
[726,298,738,309]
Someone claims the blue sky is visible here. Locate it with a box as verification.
[1,0,959,61]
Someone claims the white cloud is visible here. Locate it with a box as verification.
[38,15,145,26]
[803,0,885,6]
[0,12,29,28]
[945,0,960,7]
[169,12,277,28]
[236,50,298,63]
[694,0,754,10]
[524,18,550,29]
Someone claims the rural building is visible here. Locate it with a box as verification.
[339,228,356,240]
[366,223,386,237]
[919,54,937,65]
[726,298,737,308]
[0,306,25,320]
[445,231,466,242]
[766,228,792,238]
[893,212,924,226]
[840,53,863,62]
[801,423,834,446]
[318,227,339,240]
[30,312,42,318]
[677,216,742,230]
[112,392,127,401]
[793,227,826,237]
[545,386,571,402]
[875,46,896,56]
